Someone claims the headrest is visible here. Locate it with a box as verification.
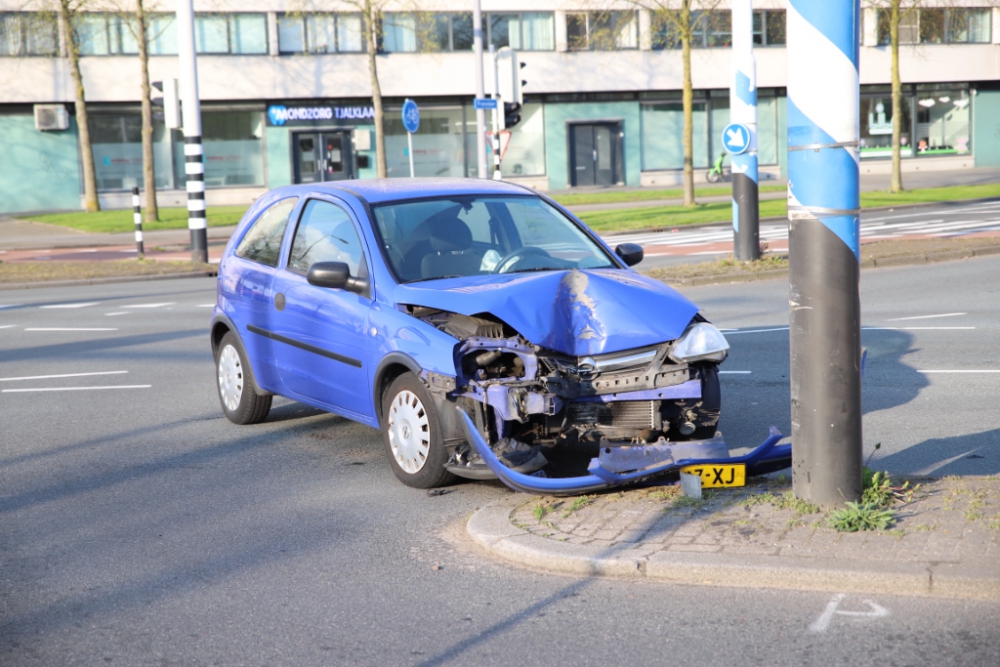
[429,216,473,253]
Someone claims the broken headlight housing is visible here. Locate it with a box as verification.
[668,322,730,364]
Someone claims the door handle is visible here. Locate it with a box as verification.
[274,292,286,311]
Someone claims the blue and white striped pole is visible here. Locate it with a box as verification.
[731,0,759,261]
[176,0,208,263]
[132,186,144,259]
[787,0,863,506]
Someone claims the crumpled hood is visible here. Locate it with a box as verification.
[393,269,700,356]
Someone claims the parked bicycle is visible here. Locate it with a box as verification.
[706,151,731,183]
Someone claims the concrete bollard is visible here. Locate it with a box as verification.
[132,186,144,259]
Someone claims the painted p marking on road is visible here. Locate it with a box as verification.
[809,594,889,633]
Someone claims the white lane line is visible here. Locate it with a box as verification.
[719,371,752,374]
[0,304,17,309]
[863,327,975,330]
[0,324,17,330]
[24,327,118,332]
[197,304,216,308]
[121,302,176,309]
[725,327,790,335]
[39,302,100,309]
[3,385,151,393]
[887,312,966,321]
[918,370,1000,374]
[0,370,128,382]
[105,312,129,316]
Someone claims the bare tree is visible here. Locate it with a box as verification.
[53,0,100,211]
[617,1,722,206]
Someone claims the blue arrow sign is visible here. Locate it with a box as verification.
[402,99,420,133]
[721,123,751,155]
[474,98,498,110]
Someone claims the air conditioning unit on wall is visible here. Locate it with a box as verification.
[34,104,69,131]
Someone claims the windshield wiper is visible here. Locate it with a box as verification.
[403,275,464,284]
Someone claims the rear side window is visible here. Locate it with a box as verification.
[288,199,365,276]
[235,197,299,267]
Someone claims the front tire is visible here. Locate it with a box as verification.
[381,373,456,489]
[706,170,721,184]
[215,332,271,425]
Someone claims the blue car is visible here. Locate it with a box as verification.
[211,179,730,490]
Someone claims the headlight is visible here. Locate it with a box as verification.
[668,322,730,364]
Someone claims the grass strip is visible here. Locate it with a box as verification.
[27,205,248,234]
[0,260,215,284]
[552,184,785,206]
[578,183,1000,233]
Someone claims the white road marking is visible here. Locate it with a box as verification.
[863,326,975,330]
[887,312,966,321]
[3,385,151,393]
[197,304,216,308]
[105,312,129,316]
[724,327,790,335]
[0,324,17,330]
[918,370,1000,374]
[0,370,128,382]
[719,371,752,374]
[0,304,17,309]
[121,302,176,308]
[810,594,889,633]
[24,328,118,332]
[39,302,100,309]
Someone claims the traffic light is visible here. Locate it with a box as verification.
[151,79,180,129]
[503,102,521,129]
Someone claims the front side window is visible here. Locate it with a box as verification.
[236,198,299,267]
[372,196,617,283]
[289,200,366,277]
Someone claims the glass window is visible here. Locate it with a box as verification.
[231,14,266,53]
[757,96,779,165]
[566,13,588,51]
[764,10,785,45]
[148,14,177,55]
[382,13,417,52]
[385,106,465,178]
[948,8,992,43]
[76,14,110,55]
[90,114,173,191]
[306,13,336,53]
[451,13,474,50]
[709,97,730,164]
[651,14,683,50]
[919,9,945,43]
[915,89,971,155]
[877,10,919,45]
[860,97,913,159]
[279,13,365,54]
[497,102,545,177]
[236,198,298,268]
[486,12,554,51]
[571,11,638,51]
[705,11,731,47]
[640,101,709,170]
[174,110,264,187]
[337,13,364,52]
[289,200,365,277]
[372,196,616,283]
[425,13,451,51]
[0,13,58,56]
[278,14,305,53]
[195,15,229,53]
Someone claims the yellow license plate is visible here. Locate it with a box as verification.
[680,463,746,488]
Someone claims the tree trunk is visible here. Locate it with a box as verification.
[59,0,100,212]
[136,0,159,221]
[364,2,387,178]
[890,1,903,193]
[681,2,695,206]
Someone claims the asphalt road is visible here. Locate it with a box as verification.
[2,258,998,666]
[619,198,1000,269]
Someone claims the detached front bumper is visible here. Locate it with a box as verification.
[457,410,791,496]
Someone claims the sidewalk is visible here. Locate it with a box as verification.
[0,217,237,253]
[467,474,1000,599]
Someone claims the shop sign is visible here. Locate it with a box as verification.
[267,104,376,126]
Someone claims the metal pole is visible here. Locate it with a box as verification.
[731,0,759,261]
[473,0,487,178]
[489,45,501,180]
[132,186,144,259]
[176,0,207,264]
[407,131,415,178]
[788,0,863,507]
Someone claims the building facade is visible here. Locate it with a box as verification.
[2,1,999,214]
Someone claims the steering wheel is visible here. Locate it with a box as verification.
[492,246,551,274]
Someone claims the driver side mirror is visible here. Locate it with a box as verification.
[615,243,644,267]
[307,261,368,295]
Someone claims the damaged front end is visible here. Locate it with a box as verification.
[406,299,736,486]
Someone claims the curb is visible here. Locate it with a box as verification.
[658,244,1000,287]
[467,503,1000,599]
[596,196,1000,238]
[0,270,217,291]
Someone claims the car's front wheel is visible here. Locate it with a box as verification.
[381,373,455,489]
[215,332,271,425]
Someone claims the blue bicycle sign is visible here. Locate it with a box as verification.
[402,99,420,134]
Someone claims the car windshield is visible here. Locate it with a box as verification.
[371,195,617,283]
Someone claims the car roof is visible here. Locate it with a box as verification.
[288,177,537,205]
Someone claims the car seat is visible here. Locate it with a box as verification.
[420,217,484,280]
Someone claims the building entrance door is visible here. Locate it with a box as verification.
[569,123,624,187]
[293,132,353,183]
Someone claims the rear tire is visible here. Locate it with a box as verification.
[706,170,721,184]
[381,373,456,489]
[215,332,271,425]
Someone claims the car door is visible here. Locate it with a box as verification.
[269,197,373,419]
